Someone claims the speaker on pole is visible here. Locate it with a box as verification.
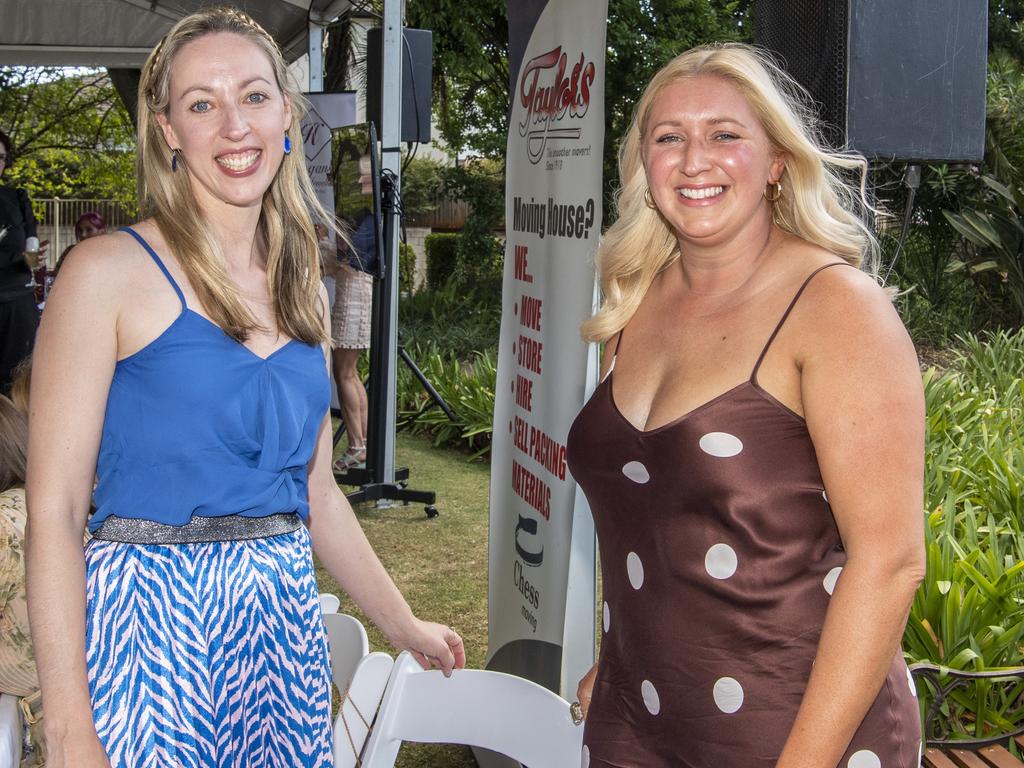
[754,0,987,163]
[366,27,433,144]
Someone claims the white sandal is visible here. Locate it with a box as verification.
[333,446,366,472]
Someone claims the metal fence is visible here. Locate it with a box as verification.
[34,198,136,267]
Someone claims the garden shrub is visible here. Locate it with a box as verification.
[905,328,1024,743]
[399,241,416,294]
[425,233,459,290]
[394,342,496,458]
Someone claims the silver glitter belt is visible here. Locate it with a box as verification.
[91,513,302,544]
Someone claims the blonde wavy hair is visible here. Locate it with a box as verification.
[137,6,331,344]
[582,42,878,343]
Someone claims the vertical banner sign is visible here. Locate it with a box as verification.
[300,92,357,216]
[486,0,607,716]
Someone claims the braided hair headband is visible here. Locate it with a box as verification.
[142,6,285,111]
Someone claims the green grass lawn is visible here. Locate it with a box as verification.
[318,431,489,767]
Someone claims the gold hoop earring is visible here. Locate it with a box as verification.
[644,188,657,209]
[764,180,783,202]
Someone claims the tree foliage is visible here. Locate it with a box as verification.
[406,0,509,159]
[0,67,136,206]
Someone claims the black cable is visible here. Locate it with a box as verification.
[399,33,423,176]
[880,163,921,286]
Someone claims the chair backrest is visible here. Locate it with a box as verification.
[360,652,585,768]
[319,592,342,614]
[333,652,395,768]
[323,612,370,694]
[0,693,23,768]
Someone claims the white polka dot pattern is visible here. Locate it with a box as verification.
[704,543,738,580]
[622,460,650,484]
[626,552,644,590]
[823,566,843,595]
[641,679,661,715]
[698,432,743,457]
[603,601,610,633]
[823,490,829,503]
[848,750,881,768]
[713,677,744,713]
[581,744,590,768]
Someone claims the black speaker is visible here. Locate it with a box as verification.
[754,0,987,163]
[366,27,432,143]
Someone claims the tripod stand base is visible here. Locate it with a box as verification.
[335,466,439,517]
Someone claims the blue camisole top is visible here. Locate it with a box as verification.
[89,227,331,533]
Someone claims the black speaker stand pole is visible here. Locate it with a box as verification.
[335,168,439,518]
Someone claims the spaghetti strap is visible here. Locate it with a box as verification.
[121,226,187,309]
[602,330,625,383]
[750,262,848,383]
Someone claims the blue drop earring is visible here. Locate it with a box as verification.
[283,134,292,155]
[171,149,180,172]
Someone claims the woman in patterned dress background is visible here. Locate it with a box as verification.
[569,43,924,767]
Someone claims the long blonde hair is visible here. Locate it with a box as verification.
[582,43,878,343]
[137,6,330,344]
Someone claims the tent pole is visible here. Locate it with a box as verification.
[308,21,324,92]
[377,0,403,486]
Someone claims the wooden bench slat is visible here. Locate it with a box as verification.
[950,748,1007,768]
[976,745,1024,768]
[924,748,965,768]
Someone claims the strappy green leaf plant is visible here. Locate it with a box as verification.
[905,329,1024,744]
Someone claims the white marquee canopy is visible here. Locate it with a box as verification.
[0,0,352,68]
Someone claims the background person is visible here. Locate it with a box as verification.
[26,9,463,767]
[54,212,108,277]
[0,130,43,394]
[331,160,376,471]
[568,43,924,767]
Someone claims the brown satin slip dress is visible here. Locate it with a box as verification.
[566,264,922,767]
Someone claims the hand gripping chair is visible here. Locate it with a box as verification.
[359,651,585,768]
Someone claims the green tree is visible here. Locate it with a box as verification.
[0,67,136,207]
[406,0,509,159]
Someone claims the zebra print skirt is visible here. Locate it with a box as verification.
[84,525,334,767]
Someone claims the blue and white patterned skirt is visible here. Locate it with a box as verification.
[84,525,334,767]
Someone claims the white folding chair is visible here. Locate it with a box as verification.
[332,652,394,768]
[0,693,23,768]
[360,651,585,768]
[323,612,370,693]
[319,592,342,614]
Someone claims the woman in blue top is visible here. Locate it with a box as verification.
[24,8,464,767]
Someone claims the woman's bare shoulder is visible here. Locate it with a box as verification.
[48,222,171,318]
[785,248,913,370]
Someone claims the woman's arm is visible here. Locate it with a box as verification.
[306,291,465,674]
[776,268,925,767]
[25,241,123,766]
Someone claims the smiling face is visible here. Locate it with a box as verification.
[642,74,785,251]
[155,31,292,216]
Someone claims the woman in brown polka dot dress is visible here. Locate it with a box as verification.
[567,44,924,767]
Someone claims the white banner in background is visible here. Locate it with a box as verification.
[300,92,357,216]
[486,0,607,710]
